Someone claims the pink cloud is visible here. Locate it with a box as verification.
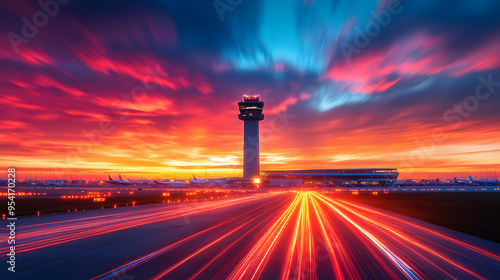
[299,92,310,100]
[325,32,500,94]
[268,96,299,113]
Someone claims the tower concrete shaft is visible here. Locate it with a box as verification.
[238,95,264,179]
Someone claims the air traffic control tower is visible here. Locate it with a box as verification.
[238,95,264,180]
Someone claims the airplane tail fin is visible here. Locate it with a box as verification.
[119,174,123,181]
[108,174,113,180]
[193,174,197,180]
[469,175,474,181]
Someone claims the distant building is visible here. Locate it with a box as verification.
[262,168,399,187]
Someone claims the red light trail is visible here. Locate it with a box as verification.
[2,191,499,280]
[0,193,280,255]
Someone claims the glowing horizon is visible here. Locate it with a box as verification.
[2,0,500,179]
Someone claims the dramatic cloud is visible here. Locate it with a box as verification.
[1,0,500,179]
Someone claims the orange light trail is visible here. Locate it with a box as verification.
[91,191,499,279]
[92,197,288,280]
[150,198,288,280]
[227,192,302,280]
[334,198,500,262]
[0,193,280,255]
[315,195,487,279]
[281,192,316,280]
[8,191,500,279]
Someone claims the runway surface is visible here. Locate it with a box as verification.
[1,191,499,279]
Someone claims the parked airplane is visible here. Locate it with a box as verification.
[454,177,470,185]
[42,180,66,186]
[152,180,189,187]
[189,175,231,184]
[189,174,208,184]
[127,178,153,184]
[469,175,499,186]
[105,174,133,185]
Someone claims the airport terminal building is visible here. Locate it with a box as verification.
[262,168,399,187]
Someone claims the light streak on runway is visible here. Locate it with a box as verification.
[228,191,303,280]
[2,191,499,280]
[280,192,316,280]
[0,193,280,255]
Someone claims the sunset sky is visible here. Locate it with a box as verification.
[1,0,500,180]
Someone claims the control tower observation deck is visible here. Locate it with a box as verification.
[238,95,264,180]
